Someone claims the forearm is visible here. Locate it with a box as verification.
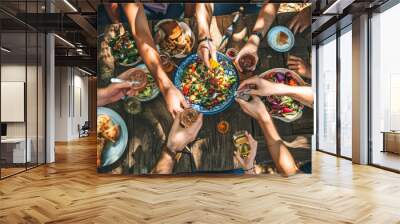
[281,85,314,108]
[245,3,278,49]
[258,116,298,176]
[97,88,111,106]
[151,151,176,174]
[252,3,279,37]
[122,3,172,92]
[105,3,120,23]
[195,3,214,39]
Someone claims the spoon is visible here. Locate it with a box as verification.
[110,78,141,85]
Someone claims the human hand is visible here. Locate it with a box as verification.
[235,95,271,123]
[234,132,258,174]
[234,42,259,73]
[197,39,217,68]
[288,6,311,34]
[162,83,189,119]
[167,112,203,152]
[97,82,137,106]
[238,76,287,97]
[287,55,311,78]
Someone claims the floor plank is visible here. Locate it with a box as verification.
[0,136,399,224]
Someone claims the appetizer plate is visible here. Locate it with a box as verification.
[97,107,128,168]
[259,68,305,123]
[154,19,195,59]
[133,64,160,102]
[267,26,295,53]
[105,23,142,67]
[173,52,239,115]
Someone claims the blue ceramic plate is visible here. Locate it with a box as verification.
[173,52,239,115]
[267,26,295,53]
[97,107,128,167]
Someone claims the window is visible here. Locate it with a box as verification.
[0,0,47,179]
[339,27,352,158]
[370,3,400,171]
[317,35,337,154]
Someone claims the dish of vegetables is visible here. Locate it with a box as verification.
[259,68,305,122]
[134,64,160,102]
[174,52,239,115]
[109,31,141,66]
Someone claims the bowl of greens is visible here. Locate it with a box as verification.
[174,52,239,115]
[259,68,305,122]
[133,64,160,102]
[109,29,141,67]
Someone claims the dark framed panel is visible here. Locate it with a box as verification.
[0,0,47,180]
[367,0,400,172]
[315,21,353,161]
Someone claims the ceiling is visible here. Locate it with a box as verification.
[0,0,394,74]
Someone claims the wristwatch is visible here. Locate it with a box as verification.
[250,31,264,41]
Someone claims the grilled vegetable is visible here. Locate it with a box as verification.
[109,32,139,65]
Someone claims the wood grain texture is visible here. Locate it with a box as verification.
[0,136,400,223]
[98,12,313,175]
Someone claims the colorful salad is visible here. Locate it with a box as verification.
[180,59,237,109]
[109,32,139,65]
[262,70,304,120]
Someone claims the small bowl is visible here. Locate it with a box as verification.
[154,19,195,58]
[225,48,238,61]
[259,68,305,123]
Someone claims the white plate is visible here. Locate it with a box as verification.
[259,68,305,123]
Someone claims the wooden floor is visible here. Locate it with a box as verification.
[0,136,400,224]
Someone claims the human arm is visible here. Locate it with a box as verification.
[234,132,258,174]
[152,113,204,174]
[288,6,311,34]
[97,82,136,106]
[195,3,217,68]
[287,55,311,79]
[235,96,298,176]
[238,76,314,108]
[122,3,188,117]
[234,3,279,72]
[105,3,120,24]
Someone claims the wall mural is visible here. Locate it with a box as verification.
[97,3,313,175]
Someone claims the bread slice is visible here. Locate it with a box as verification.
[160,21,182,40]
[277,31,289,46]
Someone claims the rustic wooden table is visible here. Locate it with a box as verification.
[99,12,313,175]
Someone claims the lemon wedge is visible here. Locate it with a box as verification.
[209,58,220,69]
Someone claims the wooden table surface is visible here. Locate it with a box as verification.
[99,12,313,175]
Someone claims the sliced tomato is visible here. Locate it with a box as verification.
[288,79,297,86]
[182,85,190,95]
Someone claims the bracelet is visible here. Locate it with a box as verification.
[198,37,213,44]
[250,31,264,41]
[243,166,255,172]
[163,144,177,160]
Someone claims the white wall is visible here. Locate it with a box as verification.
[54,66,89,141]
[1,63,46,163]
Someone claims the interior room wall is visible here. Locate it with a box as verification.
[54,66,89,141]
[1,64,41,139]
[1,63,45,164]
